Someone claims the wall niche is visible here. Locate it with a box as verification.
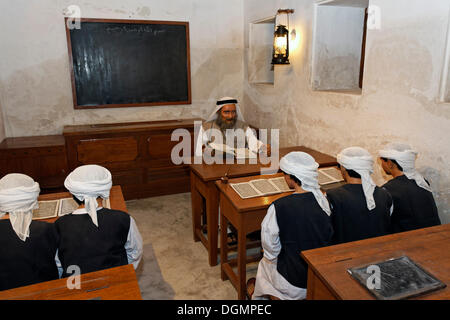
[248,16,275,85]
[312,0,369,94]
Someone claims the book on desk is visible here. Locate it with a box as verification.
[207,142,257,159]
[32,198,111,220]
[230,176,294,199]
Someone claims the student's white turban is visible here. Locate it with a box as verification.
[64,165,112,227]
[0,174,40,241]
[280,152,331,216]
[337,147,376,211]
[378,142,432,192]
[207,96,245,122]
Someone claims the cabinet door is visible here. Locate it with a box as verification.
[147,132,194,165]
[77,137,138,164]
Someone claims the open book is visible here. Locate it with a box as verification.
[318,167,344,185]
[58,197,111,216]
[32,197,112,220]
[208,142,257,159]
[58,197,80,216]
[231,176,294,199]
[32,200,59,220]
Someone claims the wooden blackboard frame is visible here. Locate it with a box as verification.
[64,18,191,109]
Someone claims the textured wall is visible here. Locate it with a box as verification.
[0,88,5,142]
[0,0,244,137]
[244,0,450,224]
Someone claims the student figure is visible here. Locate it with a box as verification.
[379,142,441,233]
[194,96,270,157]
[247,152,333,300]
[0,174,59,290]
[326,147,392,245]
[55,165,143,277]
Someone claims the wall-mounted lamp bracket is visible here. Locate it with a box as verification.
[272,9,294,65]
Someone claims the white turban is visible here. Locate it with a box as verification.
[280,152,331,216]
[337,147,376,211]
[378,142,432,192]
[207,96,245,122]
[64,165,112,227]
[0,174,40,241]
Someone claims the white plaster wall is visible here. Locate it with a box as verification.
[0,87,5,142]
[0,0,244,137]
[244,0,450,224]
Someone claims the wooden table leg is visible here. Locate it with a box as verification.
[237,220,247,300]
[206,183,219,266]
[190,171,202,242]
[220,208,229,281]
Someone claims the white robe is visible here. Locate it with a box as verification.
[252,204,307,300]
[194,122,264,157]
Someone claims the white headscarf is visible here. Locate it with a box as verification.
[280,152,331,216]
[0,174,40,241]
[337,147,377,211]
[207,96,245,122]
[378,142,432,192]
[64,165,112,227]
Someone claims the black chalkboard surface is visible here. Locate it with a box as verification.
[65,18,191,109]
[348,255,446,300]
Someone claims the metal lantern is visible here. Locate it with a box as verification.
[271,24,290,65]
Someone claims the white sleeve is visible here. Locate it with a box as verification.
[261,204,281,261]
[390,203,394,216]
[125,217,144,269]
[245,127,264,153]
[55,250,63,278]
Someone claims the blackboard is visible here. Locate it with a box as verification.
[348,255,446,300]
[65,18,191,109]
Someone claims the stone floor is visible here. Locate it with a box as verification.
[127,192,258,300]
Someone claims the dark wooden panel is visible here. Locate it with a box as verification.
[0,136,68,194]
[111,169,143,187]
[63,119,198,200]
[77,137,138,164]
[147,165,190,182]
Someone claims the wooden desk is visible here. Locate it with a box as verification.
[301,223,450,300]
[215,173,293,300]
[0,264,141,300]
[190,146,337,266]
[1,185,127,223]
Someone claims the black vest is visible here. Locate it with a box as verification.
[382,175,441,233]
[55,208,130,277]
[273,193,334,288]
[326,184,392,245]
[0,220,59,291]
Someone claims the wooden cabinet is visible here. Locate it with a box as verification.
[0,135,68,194]
[63,119,199,200]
